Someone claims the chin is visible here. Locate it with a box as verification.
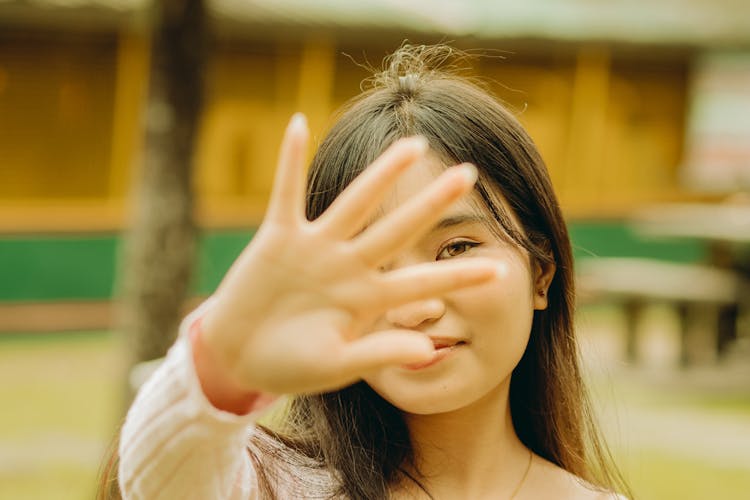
[366,372,501,416]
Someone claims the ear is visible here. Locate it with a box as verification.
[532,256,556,310]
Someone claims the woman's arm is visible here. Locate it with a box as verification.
[118,302,276,500]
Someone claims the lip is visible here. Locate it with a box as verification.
[428,336,465,349]
[403,339,467,370]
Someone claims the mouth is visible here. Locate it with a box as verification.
[403,338,467,370]
[430,337,467,350]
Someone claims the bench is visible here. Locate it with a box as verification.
[576,257,743,367]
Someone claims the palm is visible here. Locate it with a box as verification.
[201,114,495,395]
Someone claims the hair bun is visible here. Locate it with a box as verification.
[398,74,419,95]
[366,43,472,92]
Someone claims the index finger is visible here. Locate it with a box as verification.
[368,258,498,311]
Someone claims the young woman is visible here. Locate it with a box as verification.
[114,45,630,499]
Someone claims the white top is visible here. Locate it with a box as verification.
[118,302,335,499]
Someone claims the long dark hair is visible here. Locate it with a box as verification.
[250,44,630,499]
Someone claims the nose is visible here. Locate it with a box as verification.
[385,298,446,329]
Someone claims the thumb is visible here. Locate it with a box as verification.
[339,330,435,375]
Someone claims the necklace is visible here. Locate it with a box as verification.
[509,449,533,499]
[392,448,534,499]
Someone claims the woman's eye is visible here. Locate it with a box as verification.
[437,241,478,260]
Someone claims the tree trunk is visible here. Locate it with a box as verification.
[98,2,207,497]
[122,0,207,370]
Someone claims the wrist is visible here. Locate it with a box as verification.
[189,316,275,415]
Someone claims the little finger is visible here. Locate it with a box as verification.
[265,113,310,225]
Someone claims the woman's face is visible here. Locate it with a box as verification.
[362,154,554,415]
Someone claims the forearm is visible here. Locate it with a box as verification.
[118,303,276,499]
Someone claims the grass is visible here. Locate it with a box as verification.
[0,331,125,500]
[617,449,750,500]
[1,329,749,499]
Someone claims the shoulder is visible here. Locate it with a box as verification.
[527,453,627,500]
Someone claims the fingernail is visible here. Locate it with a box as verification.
[412,136,429,152]
[495,261,509,279]
[461,163,478,184]
[290,112,307,129]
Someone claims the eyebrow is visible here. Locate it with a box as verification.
[431,214,490,232]
[357,213,490,237]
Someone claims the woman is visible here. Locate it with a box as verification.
[113,44,630,499]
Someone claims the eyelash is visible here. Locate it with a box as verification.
[436,240,480,260]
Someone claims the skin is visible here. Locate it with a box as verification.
[362,154,549,415]
[361,157,613,499]
[194,114,613,499]
[197,114,498,403]
[363,155,552,499]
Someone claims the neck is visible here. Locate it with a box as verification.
[398,381,530,498]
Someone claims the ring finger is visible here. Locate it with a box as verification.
[349,163,478,267]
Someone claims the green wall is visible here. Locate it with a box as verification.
[567,222,705,263]
[0,222,705,302]
[0,230,253,302]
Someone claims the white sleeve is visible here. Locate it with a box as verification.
[118,302,271,500]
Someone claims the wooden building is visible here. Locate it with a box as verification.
[0,0,747,329]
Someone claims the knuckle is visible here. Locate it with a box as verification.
[346,241,379,269]
[367,278,392,311]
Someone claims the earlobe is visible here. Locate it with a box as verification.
[533,259,556,310]
[533,288,548,310]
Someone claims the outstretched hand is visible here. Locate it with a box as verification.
[198,113,497,397]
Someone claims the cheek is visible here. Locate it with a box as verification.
[450,259,535,352]
[361,260,537,415]
[454,255,535,313]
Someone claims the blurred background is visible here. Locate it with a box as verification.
[1,0,749,498]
